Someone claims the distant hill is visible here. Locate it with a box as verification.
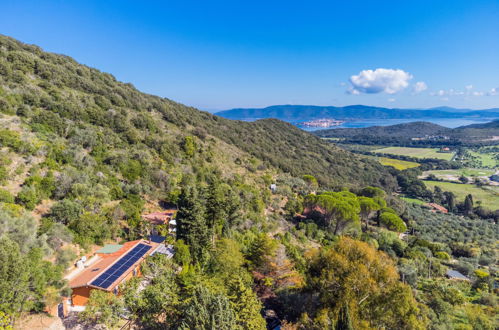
[457,119,499,129]
[314,120,499,146]
[315,122,452,138]
[216,104,499,121]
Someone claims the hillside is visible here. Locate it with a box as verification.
[315,121,452,138]
[314,120,499,146]
[0,35,497,330]
[0,35,394,189]
[216,104,499,121]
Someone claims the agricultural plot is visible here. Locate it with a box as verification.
[468,150,498,168]
[423,168,495,181]
[378,157,420,170]
[424,180,499,210]
[400,196,426,205]
[373,147,454,160]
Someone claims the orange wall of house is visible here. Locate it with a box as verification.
[71,266,143,306]
[72,286,92,306]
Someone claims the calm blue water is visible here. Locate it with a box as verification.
[296,118,498,132]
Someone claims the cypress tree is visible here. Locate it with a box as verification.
[336,304,353,330]
[176,184,211,264]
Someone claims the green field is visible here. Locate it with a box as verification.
[379,157,420,170]
[468,150,498,167]
[373,147,455,160]
[424,180,499,210]
[423,168,495,180]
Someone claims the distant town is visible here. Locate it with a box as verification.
[300,118,345,128]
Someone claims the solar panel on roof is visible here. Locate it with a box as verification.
[90,243,151,289]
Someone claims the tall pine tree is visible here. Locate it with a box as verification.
[176,184,211,264]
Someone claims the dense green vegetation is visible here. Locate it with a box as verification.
[315,120,499,147]
[424,181,499,211]
[0,35,496,329]
[373,147,455,161]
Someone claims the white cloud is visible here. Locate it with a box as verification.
[348,68,412,94]
[388,98,396,102]
[412,81,427,94]
[430,85,489,98]
[487,87,499,96]
[430,89,446,96]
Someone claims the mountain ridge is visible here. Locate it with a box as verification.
[216,104,499,121]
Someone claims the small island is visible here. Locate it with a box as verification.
[300,118,345,128]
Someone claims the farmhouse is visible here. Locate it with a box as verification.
[68,239,161,307]
[426,203,448,213]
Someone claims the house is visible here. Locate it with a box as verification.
[426,203,448,213]
[142,210,177,234]
[69,239,159,307]
[445,269,470,281]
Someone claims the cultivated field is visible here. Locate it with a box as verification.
[373,147,455,160]
[423,168,495,181]
[468,150,498,168]
[379,157,420,170]
[424,180,499,210]
[400,196,426,205]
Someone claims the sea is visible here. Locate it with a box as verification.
[294,118,498,132]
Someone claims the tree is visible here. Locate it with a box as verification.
[49,199,82,225]
[173,239,191,266]
[0,237,61,325]
[433,186,444,204]
[305,192,360,235]
[176,184,211,264]
[302,174,318,191]
[379,212,407,232]
[443,191,456,212]
[247,233,277,268]
[0,237,30,324]
[228,277,266,330]
[358,197,381,231]
[307,237,427,329]
[463,194,473,215]
[178,286,238,330]
[205,180,241,240]
[125,257,181,328]
[79,290,124,328]
[336,304,353,330]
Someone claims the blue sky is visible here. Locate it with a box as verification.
[1,0,498,110]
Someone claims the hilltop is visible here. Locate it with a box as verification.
[314,120,499,146]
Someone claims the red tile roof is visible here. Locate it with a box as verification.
[69,239,157,291]
[426,203,448,213]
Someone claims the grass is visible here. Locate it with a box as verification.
[468,151,498,168]
[424,180,499,210]
[378,157,420,170]
[424,168,495,179]
[373,147,455,160]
